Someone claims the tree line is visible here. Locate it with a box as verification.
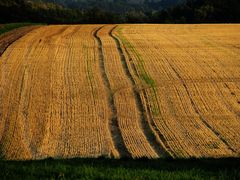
[0,0,239,24]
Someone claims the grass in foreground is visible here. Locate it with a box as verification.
[0,158,240,179]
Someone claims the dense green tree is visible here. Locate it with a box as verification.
[0,0,239,24]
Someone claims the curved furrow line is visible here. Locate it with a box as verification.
[19,45,45,158]
[60,26,82,157]
[93,26,131,158]
[160,31,240,120]
[111,26,175,158]
[0,26,40,57]
[145,29,237,156]
[43,26,79,158]
[165,61,237,154]
[98,25,158,158]
[0,27,49,159]
[25,26,71,159]
[0,26,71,159]
[109,26,170,158]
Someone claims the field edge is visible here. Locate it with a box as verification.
[1,157,240,179]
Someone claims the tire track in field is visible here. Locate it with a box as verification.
[165,60,237,154]
[116,29,176,158]
[161,30,240,119]
[109,26,170,158]
[94,26,131,158]
[111,26,175,158]
[157,33,238,155]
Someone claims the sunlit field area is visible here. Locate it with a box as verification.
[0,24,240,160]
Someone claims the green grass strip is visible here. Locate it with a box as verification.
[116,28,160,116]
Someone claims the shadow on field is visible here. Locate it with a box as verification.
[5,157,239,171]
[0,157,240,179]
[41,157,240,170]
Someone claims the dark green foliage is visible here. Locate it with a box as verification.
[157,0,240,23]
[36,0,184,12]
[0,0,239,24]
[0,158,240,179]
[0,0,83,24]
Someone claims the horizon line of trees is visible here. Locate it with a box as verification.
[0,0,239,24]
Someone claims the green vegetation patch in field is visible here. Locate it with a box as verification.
[116,27,160,117]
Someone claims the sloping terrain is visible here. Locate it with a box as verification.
[0,25,40,56]
[0,24,239,160]
[32,0,184,12]
[114,24,240,158]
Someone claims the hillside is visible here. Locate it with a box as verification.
[33,0,185,12]
[0,24,240,160]
[0,0,239,24]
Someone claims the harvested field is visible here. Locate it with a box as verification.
[0,25,40,56]
[114,24,240,158]
[0,24,240,160]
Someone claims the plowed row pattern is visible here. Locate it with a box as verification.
[114,24,240,158]
[0,24,240,159]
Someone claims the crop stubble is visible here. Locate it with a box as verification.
[114,24,240,157]
[0,24,239,159]
[0,25,116,159]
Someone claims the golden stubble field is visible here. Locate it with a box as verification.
[0,24,240,160]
